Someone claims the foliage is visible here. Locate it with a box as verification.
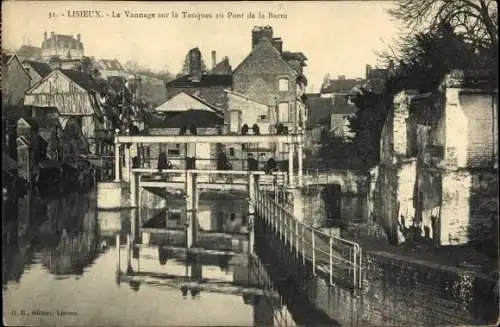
[346,0,498,164]
[123,60,174,82]
[388,0,498,53]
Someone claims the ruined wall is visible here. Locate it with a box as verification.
[440,169,498,245]
[373,161,416,244]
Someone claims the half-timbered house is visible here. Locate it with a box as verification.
[23,69,113,153]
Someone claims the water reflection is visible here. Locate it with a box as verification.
[3,187,328,326]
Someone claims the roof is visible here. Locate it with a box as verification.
[2,53,12,66]
[233,38,296,77]
[18,117,40,131]
[306,96,333,128]
[149,109,224,129]
[211,57,232,75]
[97,59,124,71]
[165,74,232,88]
[331,94,358,115]
[59,69,102,92]
[321,78,361,94]
[155,92,221,113]
[23,60,53,78]
[42,34,83,50]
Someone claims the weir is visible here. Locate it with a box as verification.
[104,129,367,324]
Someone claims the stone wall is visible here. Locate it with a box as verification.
[372,160,417,244]
[256,219,499,327]
[376,85,498,246]
[446,90,498,169]
[440,169,498,245]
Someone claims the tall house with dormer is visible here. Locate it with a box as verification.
[231,26,308,133]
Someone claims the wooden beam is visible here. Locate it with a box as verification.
[116,134,296,144]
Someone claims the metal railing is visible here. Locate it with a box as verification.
[254,186,363,290]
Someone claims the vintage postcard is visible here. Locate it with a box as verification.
[2,0,498,326]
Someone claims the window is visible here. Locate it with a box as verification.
[175,143,180,148]
[279,78,289,92]
[258,115,268,122]
[278,103,289,122]
[229,147,235,156]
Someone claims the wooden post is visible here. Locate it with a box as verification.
[130,171,137,207]
[288,143,294,186]
[248,173,255,254]
[185,171,194,248]
[126,234,132,274]
[116,234,120,272]
[114,134,121,182]
[297,129,304,187]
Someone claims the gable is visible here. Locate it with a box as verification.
[26,70,86,95]
[155,92,218,113]
[233,40,297,79]
[7,55,31,80]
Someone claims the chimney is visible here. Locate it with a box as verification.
[211,50,216,70]
[51,31,55,38]
[77,33,81,42]
[272,37,283,54]
[44,32,47,40]
[338,75,346,80]
[188,47,202,82]
[251,26,273,48]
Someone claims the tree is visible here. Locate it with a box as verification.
[388,0,498,60]
[321,73,331,91]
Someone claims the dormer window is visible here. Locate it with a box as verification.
[279,78,289,92]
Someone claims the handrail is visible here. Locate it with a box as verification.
[254,186,363,290]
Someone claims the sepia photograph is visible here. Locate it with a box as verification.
[1,0,498,326]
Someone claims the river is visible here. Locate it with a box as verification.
[2,187,338,326]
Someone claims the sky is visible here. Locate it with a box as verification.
[2,1,402,92]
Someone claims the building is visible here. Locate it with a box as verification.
[154,92,222,117]
[165,47,232,109]
[2,54,31,106]
[320,75,362,98]
[330,94,357,140]
[305,94,332,152]
[16,45,42,61]
[209,51,233,75]
[144,109,225,170]
[224,90,277,169]
[95,59,133,79]
[374,70,498,246]
[41,31,84,60]
[23,69,112,154]
[16,118,45,184]
[22,60,53,87]
[232,26,308,133]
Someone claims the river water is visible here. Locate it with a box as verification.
[2,188,337,326]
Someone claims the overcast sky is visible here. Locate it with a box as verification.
[2,1,402,92]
